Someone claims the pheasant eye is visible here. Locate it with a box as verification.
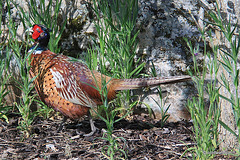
[40,32,45,37]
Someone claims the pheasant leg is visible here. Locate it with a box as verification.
[83,111,97,136]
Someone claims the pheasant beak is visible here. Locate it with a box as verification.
[25,27,34,39]
[22,27,34,42]
[25,27,34,34]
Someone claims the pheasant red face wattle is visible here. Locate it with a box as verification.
[32,25,44,40]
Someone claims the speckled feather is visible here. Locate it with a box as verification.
[30,50,92,119]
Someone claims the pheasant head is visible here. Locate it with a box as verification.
[28,24,50,49]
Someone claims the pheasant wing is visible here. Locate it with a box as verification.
[50,55,96,108]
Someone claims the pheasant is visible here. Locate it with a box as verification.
[27,24,191,136]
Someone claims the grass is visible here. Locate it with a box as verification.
[150,62,170,127]
[208,7,240,148]
[87,0,142,158]
[1,0,66,137]
[184,3,240,159]
[89,0,145,108]
[0,7,12,123]
[89,74,131,159]
[184,36,220,159]
[5,1,38,136]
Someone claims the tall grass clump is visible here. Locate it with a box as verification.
[0,53,11,123]
[3,0,66,136]
[0,5,12,123]
[89,0,144,109]
[90,67,131,160]
[86,0,141,159]
[208,5,240,153]
[184,3,240,159]
[184,33,220,159]
[5,2,37,137]
[150,62,170,127]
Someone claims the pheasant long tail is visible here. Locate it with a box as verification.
[113,76,191,91]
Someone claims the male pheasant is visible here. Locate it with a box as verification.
[27,24,191,136]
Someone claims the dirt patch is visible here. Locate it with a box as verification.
[0,114,234,159]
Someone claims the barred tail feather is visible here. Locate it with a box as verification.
[113,76,191,91]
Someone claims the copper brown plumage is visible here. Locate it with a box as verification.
[28,24,191,135]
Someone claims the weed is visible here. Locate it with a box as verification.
[184,33,220,159]
[90,0,144,109]
[150,62,170,127]
[87,0,141,158]
[1,0,67,135]
[208,5,240,148]
[6,13,36,137]
[0,8,12,123]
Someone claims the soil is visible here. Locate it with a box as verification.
[0,113,235,160]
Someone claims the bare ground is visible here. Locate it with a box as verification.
[0,113,235,160]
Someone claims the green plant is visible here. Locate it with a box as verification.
[0,8,12,123]
[4,1,39,136]
[183,29,220,159]
[91,73,131,160]
[207,5,240,151]
[86,0,142,158]
[90,0,145,109]
[150,62,170,127]
[35,100,54,119]
[88,39,131,159]
[7,30,35,137]
[7,0,67,125]
[0,54,12,123]
[180,2,240,158]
